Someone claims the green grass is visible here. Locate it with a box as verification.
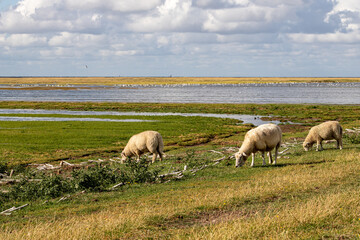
[0,114,243,165]
[0,102,359,240]
[0,101,359,123]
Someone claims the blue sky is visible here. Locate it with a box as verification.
[0,0,13,11]
[1,0,360,77]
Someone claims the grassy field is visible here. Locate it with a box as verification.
[1,77,360,85]
[0,114,242,165]
[0,102,359,239]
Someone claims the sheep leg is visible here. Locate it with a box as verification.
[135,150,142,162]
[158,152,163,161]
[268,152,273,164]
[339,139,343,150]
[316,140,323,151]
[152,153,157,163]
[250,153,256,167]
[273,144,279,165]
[261,152,266,165]
[337,139,343,150]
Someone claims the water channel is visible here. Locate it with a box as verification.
[1,82,359,104]
[1,82,358,125]
[0,109,281,126]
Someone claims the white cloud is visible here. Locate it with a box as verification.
[288,31,360,43]
[326,0,360,32]
[1,0,360,76]
[0,0,338,35]
[65,0,161,12]
[202,4,293,33]
[15,0,61,17]
[48,32,105,47]
[125,0,199,32]
[0,33,46,46]
[194,0,250,8]
[100,49,139,57]
[288,0,360,44]
[329,0,360,13]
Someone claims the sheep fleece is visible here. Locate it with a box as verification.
[122,131,164,160]
[303,121,342,150]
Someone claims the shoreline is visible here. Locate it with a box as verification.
[1,77,360,85]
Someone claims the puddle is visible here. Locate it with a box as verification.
[0,109,286,125]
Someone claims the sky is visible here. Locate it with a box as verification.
[1,0,360,77]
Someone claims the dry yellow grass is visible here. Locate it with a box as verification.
[2,150,359,239]
[1,77,360,85]
[183,153,360,239]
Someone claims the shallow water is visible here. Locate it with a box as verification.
[0,109,281,125]
[1,82,359,104]
[0,116,155,122]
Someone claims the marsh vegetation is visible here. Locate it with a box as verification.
[0,102,359,239]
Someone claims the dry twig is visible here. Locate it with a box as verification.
[0,204,29,216]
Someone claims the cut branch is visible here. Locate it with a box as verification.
[110,182,126,190]
[1,204,29,216]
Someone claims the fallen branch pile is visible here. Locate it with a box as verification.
[159,150,228,182]
[345,128,360,133]
[0,149,231,213]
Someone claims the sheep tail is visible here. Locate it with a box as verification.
[157,134,164,154]
[339,125,343,136]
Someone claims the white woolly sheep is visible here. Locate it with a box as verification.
[235,123,282,167]
[121,130,164,163]
[303,121,343,151]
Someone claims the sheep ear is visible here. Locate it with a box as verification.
[242,153,247,157]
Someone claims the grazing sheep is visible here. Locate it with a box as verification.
[121,131,164,163]
[235,123,282,167]
[303,121,343,151]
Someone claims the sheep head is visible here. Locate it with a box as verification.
[235,152,248,167]
[121,151,127,162]
[302,141,313,151]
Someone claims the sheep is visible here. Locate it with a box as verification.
[303,121,343,151]
[121,131,164,163]
[235,123,282,167]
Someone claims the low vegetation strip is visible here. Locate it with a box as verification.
[0,101,359,123]
[1,77,360,85]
